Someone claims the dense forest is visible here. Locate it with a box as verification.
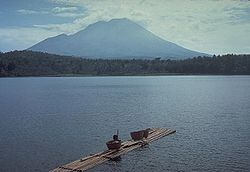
[0,50,250,77]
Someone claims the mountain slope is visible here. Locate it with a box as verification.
[28,18,208,59]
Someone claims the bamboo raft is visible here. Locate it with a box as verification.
[50,128,176,172]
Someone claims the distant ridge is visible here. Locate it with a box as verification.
[28,18,208,59]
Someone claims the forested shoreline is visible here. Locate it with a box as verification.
[0,50,250,77]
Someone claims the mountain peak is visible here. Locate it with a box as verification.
[28,18,208,59]
[84,18,140,30]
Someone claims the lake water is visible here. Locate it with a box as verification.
[0,76,250,172]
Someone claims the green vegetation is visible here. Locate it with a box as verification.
[0,50,250,77]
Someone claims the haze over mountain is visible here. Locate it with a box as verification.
[28,18,208,59]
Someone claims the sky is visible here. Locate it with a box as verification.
[0,0,250,55]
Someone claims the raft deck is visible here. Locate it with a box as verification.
[50,128,176,172]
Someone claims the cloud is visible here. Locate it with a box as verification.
[17,9,47,15]
[51,6,86,17]
[33,22,81,34]
[4,0,250,54]
[45,0,250,54]
[17,6,84,18]
[52,6,78,13]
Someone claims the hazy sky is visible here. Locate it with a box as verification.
[0,0,250,55]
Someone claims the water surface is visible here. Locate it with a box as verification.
[0,76,250,171]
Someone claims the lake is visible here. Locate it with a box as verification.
[0,76,250,172]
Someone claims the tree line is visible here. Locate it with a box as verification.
[0,50,250,77]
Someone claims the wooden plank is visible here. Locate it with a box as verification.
[50,128,175,172]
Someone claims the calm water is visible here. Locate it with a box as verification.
[0,76,250,172]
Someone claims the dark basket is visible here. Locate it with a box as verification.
[130,130,144,141]
[106,140,121,150]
